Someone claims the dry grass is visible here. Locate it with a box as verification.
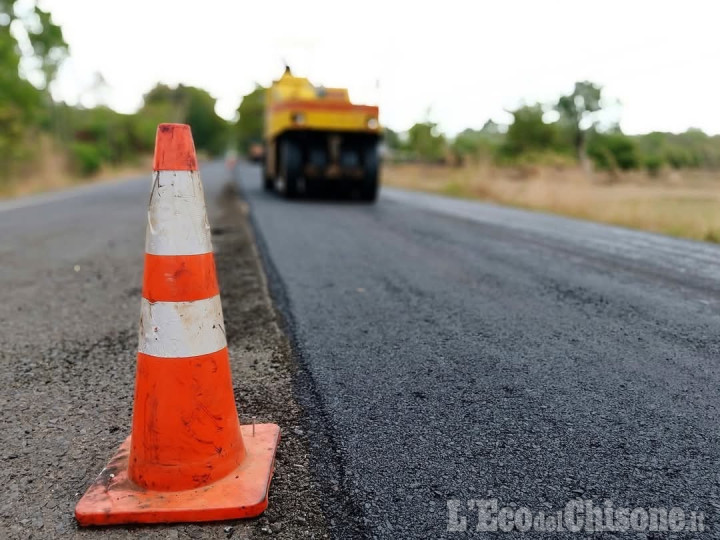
[0,137,151,200]
[382,163,720,243]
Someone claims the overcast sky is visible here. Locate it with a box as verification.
[41,0,720,136]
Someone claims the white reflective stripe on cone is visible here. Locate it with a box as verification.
[138,295,227,358]
[145,170,213,256]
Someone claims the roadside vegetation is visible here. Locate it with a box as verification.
[385,82,720,175]
[3,1,719,243]
[380,82,720,243]
[0,0,232,197]
[230,80,720,243]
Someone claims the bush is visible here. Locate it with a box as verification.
[643,155,664,176]
[502,104,561,156]
[451,129,499,164]
[587,133,639,171]
[494,149,575,168]
[71,142,103,176]
[406,122,447,162]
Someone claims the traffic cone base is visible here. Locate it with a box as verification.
[75,424,280,526]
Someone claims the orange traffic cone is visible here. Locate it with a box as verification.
[75,124,280,525]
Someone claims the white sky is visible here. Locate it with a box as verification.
[41,0,720,136]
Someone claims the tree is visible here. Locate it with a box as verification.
[587,132,638,173]
[556,81,602,168]
[234,84,265,154]
[140,84,229,156]
[406,121,446,162]
[480,119,501,136]
[0,0,67,90]
[0,0,67,178]
[451,124,502,164]
[183,86,228,156]
[383,127,402,151]
[451,129,482,162]
[502,104,558,156]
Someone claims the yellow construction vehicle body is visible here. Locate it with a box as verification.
[264,72,380,140]
[262,69,381,201]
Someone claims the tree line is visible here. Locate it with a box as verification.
[2,0,719,191]
[233,81,720,176]
[385,82,720,175]
[1,0,230,186]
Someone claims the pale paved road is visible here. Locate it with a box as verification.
[0,163,329,539]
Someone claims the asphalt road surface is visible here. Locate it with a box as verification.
[3,161,720,539]
[238,162,720,539]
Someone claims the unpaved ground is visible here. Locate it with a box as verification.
[383,162,720,242]
[0,166,329,539]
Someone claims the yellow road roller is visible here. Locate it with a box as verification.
[263,67,381,201]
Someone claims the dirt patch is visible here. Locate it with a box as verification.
[383,162,720,243]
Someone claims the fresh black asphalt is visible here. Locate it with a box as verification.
[238,162,720,539]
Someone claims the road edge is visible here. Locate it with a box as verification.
[234,163,370,539]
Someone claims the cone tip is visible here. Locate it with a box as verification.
[153,123,198,171]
